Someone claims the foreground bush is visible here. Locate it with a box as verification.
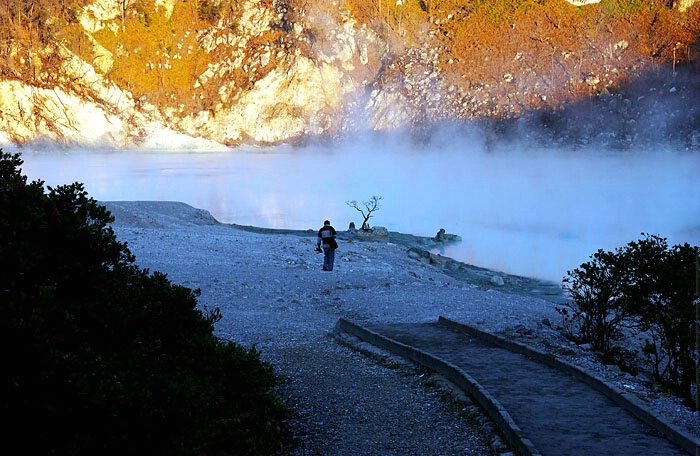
[0,151,292,455]
[559,233,699,407]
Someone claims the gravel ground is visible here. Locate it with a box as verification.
[104,201,699,455]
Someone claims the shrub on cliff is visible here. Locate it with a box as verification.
[0,150,292,455]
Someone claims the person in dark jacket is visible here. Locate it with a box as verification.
[316,220,338,271]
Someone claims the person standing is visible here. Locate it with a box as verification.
[316,220,338,271]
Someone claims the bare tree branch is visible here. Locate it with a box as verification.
[346,195,383,231]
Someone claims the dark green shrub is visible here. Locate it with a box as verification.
[560,233,699,407]
[0,150,292,455]
[614,234,698,405]
[559,248,633,353]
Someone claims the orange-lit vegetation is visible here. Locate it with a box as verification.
[86,2,212,109]
[0,0,697,118]
[343,0,699,113]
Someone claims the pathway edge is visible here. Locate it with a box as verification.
[436,315,700,456]
[333,318,543,456]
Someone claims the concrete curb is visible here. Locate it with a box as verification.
[436,316,700,456]
[334,318,543,456]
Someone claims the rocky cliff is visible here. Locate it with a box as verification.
[0,0,697,149]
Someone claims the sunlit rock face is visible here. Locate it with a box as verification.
[0,1,393,147]
[567,0,694,6]
[171,4,407,145]
[565,0,602,5]
[0,45,153,147]
[0,0,697,148]
[678,0,698,12]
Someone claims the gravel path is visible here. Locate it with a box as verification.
[104,201,698,455]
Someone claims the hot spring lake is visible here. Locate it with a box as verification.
[16,142,700,283]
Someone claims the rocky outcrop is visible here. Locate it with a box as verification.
[348,226,390,241]
[565,0,602,5]
[678,0,698,12]
[433,228,461,243]
[0,0,697,149]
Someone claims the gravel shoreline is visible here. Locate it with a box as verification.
[104,201,699,455]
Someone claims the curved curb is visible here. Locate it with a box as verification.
[333,318,543,456]
[437,316,700,456]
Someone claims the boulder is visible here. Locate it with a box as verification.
[433,228,462,243]
[353,226,389,240]
[489,274,505,287]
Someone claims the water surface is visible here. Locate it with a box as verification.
[15,141,699,283]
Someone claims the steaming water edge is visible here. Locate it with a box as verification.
[15,144,700,283]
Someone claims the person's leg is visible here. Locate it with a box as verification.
[327,248,335,271]
[322,247,330,270]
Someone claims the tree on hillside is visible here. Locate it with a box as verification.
[346,195,383,231]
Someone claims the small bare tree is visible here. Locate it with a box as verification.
[346,195,383,231]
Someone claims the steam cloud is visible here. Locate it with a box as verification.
[17,131,700,283]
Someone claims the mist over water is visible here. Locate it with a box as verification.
[15,135,700,283]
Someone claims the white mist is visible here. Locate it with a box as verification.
[14,136,700,283]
